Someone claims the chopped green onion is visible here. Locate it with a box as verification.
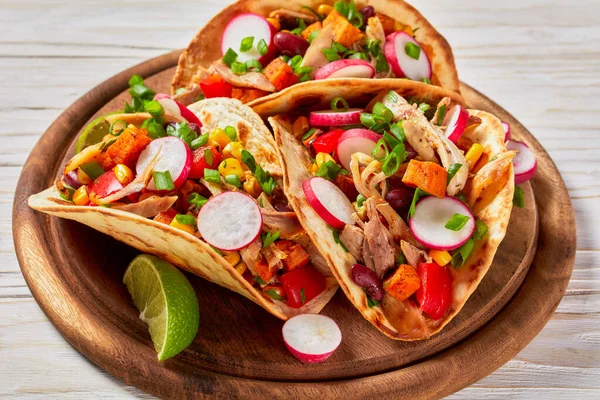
[222,48,238,67]
[405,42,421,60]
[422,77,431,84]
[381,143,407,177]
[203,148,213,166]
[445,213,470,231]
[383,131,400,149]
[330,226,348,252]
[99,138,117,152]
[257,39,268,56]
[109,120,127,136]
[174,87,187,95]
[145,100,164,118]
[451,239,474,268]
[265,289,285,300]
[387,90,399,102]
[203,168,221,184]
[447,163,462,184]
[367,294,380,308]
[254,275,267,285]
[334,0,348,16]
[437,104,447,126]
[302,127,317,141]
[225,174,241,187]
[299,74,311,82]
[288,55,303,69]
[147,119,166,139]
[513,185,525,208]
[240,36,254,52]
[332,42,347,53]
[128,74,143,86]
[372,102,393,122]
[79,161,105,180]
[349,52,368,60]
[167,122,197,147]
[472,220,489,240]
[129,84,155,101]
[390,122,406,143]
[254,164,277,196]
[241,150,256,174]
[356,194,366,207]
[231,61,247,75]
[224,126,237,141]
[396,252,407,266]
[262,230,280,248]
[153,170,174,191]
[330,97,349,111]
[408,188,427,219]
[245,59,262,72]
[175,214,196,225]
[190,133,209,150]
[371,138,389,162]
[294,66,312,75]
[188,192,208,209]
[308,29,321,43]
[322,48,341,62]
[418,103,431,113]
[300,288,306,304]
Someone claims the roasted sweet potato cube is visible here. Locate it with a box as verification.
[99,127,152,171]
[323,10,365,48]
[263,58,299,92]
[276,240,310,272]
[402,159,448,198]
[153,208,177,225]
[231,87,270,103]
[302,21,322,41]
[384,264,421,301]
[254,256,275,283]
[375,12,398,36]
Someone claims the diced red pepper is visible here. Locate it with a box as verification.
[153,208,177,225]
[280,266,327,308]
[90,170,123,199]
[311,129,345,154]
[189,145,222,179]
[199,74,233,99]
[415,262,453,320]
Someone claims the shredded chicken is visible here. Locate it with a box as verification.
[211,60,276,92]
[269,9,318,24]
[350,152,385,199]
[365,16,393,79]
[340,224,365,262]
[362,198,397,278]
[431,97,452,126]
[173,84,205,106]
[301,25,335,78]
[112,195,177,218]
[400,240,430,268]
[200,178,224,197]
[261,210,305,239]
[263,243,286,273]
[240,238,262,275]
[257,192,276,211]
[372,197,421,248]
[466,150,516,206]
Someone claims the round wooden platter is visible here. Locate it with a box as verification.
[13,51,575,399]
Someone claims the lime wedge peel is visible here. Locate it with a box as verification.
[75,111,121,154]
[123,254,199,361]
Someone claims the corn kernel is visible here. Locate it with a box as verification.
[223,251,241,266]
[222,142,245,160]
[429,250,452,267]
[243,173,262,198]
[209,128,231,150]
[170,218,196,235]
[218,158,245,179]
[73,185,89,206]
[316,152,335,168]
[292,116,309,138]
[113,164,134,186]
[266,17,280,31]
[311,163,319,173]
[353,202,366,220]
[235,261,248,275]
[318,4,333,15]
[465,143,484,170]
[77,168,93,185]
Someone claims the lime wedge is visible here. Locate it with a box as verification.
[123,254,199,361]
[76,112,119,154]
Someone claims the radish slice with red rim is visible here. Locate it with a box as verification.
[336,128,381,171]
[136,136,191,191]
[309,108,363,127]
[384,31,431,81]
[410,196,475,251]
[443,105,469,143]
[506,140,537,184]
[154,94,202,126]
[221,13,275,64]
[315,59,375,80]
[303,177,355,229]
[282,314,342,364]
[197,192,263,251]
[502,122,511,141]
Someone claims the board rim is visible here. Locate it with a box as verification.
[13,51,576,399]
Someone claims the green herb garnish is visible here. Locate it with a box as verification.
[241,150,257,173]
[356,194,366,207]
[225,174,241,187]
[145,100,164,118]
[79,161,104,180]
[203,169,221,184]
[405,42,421,60]
[367,294,379,308]
[190,133,209,150]
[300,288,306,304]
[254,276,267,285]
[381,143,407,177]
[257,39,268,56]
[316,160,346,181]
[262,230,280,248]
[175,214,196,225]
[231,61,247,75]
[437,104,447,126]
[265,289,285,300]
[240,36,254,52]
[451,239,474,268]
[472,220,489,240]
[245,59,262,72]
[331,226,349,252]
[447,163,462,184]
[445,213,470,231]
[513,186,525,208]
[254,164,277,196]
[408,188,427,219]
[331,97,349,111]
[302,127,317,141]
[188,193,208,209]
[153,170,174,191]
[222,48,238,67]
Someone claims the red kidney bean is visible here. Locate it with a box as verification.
[405,142,418,161]
[351,264,384,301]
[385,188,414,210]
[188,123,202,136]
[274,32,310,57]
[360,6,375,22]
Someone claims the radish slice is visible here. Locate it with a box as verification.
[443,105,469,143]
[384,32,431,81]
[221,13,276,64]
[197,192,263,251]
[506,140,537,184]
[410,196,475,251]
[154,94,202,126]
[315,59,375,80]
[136,137,191,191]
[156,96,181,118]
[303,177,355,229]
[336,129,381,171]
[502,122,511,141]
[309,108,363,127]
[282,314,342,364]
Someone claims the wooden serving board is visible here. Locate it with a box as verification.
[13,51,576,399]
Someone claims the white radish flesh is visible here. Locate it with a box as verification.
[197,192,263,251]
[315,59,375,80]
[336,129,381,171]
[410,196,475,251]
[502,122,511,141]
[154,94,203,126]
[282,314,342,364]
[506,140,537,184]
[384,32,431,81]
[309,108,363,127]
[221,13,275,64]
[443,105,469,143]
[303,177,355,230]
[136,137,191,191]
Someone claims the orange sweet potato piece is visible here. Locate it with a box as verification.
[263,58,298,92]
[384,264,421,302]
[254,256,275,283]
[99,127,152,171]
[302,21,322,41]
[376,12,398,36]
[153,208,177,225]
[402,159,448,198]
[276,240,310,272]
[323,10,365,48]
[231,87,270,103]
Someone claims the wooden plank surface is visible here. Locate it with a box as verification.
[0,0,598,398]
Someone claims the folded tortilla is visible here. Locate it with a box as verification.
[28,98,338,320]
[266,83,514,339]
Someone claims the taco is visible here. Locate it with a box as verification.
[265,83,515,339]
[28,93,338,321]
[171,0,460,106]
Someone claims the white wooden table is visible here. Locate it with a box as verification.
[1,0,598,398]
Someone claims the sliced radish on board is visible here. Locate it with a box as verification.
[384,31,431,81]
[410,196,475,251]
[197,192,263,251]
[309,108,363,127]
[221,13,276,64]
[315,59,375,80]
[506,140,537,184]
[502,122,511,141]
[282,314,342,364]
[336,129,381,171]
[303,177,355,229]
[154,94,202,126]
[443,105,469,143]
[136,136,192,191]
